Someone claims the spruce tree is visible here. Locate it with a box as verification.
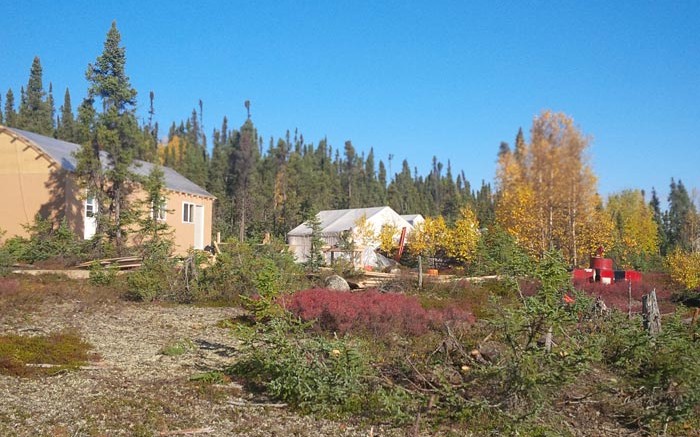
[4,89,17,127]
[649,187,667,254]
[18,57,53,135]
[667,179,696,252]
[304,211,325,272]
[56,88,75,141]
[229,117,259,241]
[76,21,140,254]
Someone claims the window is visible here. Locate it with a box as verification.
[182,202,195,223]
[152,201,167,221]
[86,195,96,217]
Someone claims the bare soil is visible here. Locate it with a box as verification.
[0,275,402,437]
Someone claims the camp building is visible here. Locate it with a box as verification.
[0,126,214,255]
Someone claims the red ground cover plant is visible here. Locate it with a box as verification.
[573,274,675,313]
[280,288,474,337]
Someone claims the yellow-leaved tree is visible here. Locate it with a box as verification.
[378,222,400,255]
[352,214,376,248]
[409,216,449,263]
[605,189,660,267]
[666,248,700,290]
[495,111,611,266]
[446,206,480,263]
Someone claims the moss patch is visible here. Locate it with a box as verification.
[0,331,93,377]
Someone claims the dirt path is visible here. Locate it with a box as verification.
[0,277,399,436]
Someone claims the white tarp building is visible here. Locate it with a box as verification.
[287,206,415,266]
[400,214,425,227]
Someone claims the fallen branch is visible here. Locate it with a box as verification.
[158,428,214,436]
[25,363,107,370]
[228,400,287,408]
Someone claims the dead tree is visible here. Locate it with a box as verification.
[642,289,661,336]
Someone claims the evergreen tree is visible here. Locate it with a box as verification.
[56,88,75,141]
[229,117,259,241]
[17,57,53,135]
[47,82,55,134]
[649,187,668,254]
[136,165,172,252]
[4,89,16,126]
[304,211,325,272]
[74,97,96,145]
[667,179,697,252]
[75,21,140,254]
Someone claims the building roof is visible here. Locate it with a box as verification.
[288,206,406,236]
[5,127,214,198]
[400,214,424,222]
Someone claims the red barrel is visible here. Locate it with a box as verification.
[590,257,613,270]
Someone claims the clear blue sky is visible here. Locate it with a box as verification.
[2,1,698,207]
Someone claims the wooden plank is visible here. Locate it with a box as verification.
[76,256,142,268]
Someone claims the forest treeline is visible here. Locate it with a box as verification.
[2,22,698,269]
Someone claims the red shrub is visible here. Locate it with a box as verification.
[573,274,675,313]
[280,288,474,337]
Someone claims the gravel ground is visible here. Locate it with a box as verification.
[0,277,404,437]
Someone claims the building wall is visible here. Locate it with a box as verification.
[0,131,72,240]
[164,191,214,255]
[0,130,215,255]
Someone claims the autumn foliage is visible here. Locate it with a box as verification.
[665,249,700,290]
[409,206,480,264]
[496,111,612,266]
[280,288,473,336]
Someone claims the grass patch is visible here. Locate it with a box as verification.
[0,331,93,377]
[160,339,194,356]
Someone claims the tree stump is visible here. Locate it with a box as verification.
[642,289,662,336]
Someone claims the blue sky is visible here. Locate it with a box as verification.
[1,1,698,206]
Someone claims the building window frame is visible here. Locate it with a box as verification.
[152,201,167,222]
[182,202,195,223]
[85,195,97,218]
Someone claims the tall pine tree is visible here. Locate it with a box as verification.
[75,21,140,254]
[17,57,54,135]
[56,88,75,141]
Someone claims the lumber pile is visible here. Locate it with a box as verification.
[76,256,143,270]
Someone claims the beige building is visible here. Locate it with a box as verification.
[0,126,215,255]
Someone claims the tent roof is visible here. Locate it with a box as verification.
[288,206,402,236]
[400,214,423,222]
[4,127,214,198]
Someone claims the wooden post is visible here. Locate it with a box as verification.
[544,326,553,352]
[418,256,423,290]
[642,289,661,336]
[627,279,633,318]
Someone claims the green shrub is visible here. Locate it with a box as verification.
[88,262,119,286]
[0,230,15,277]
[229,316,371,415]
[200,240,306,309]
[600,311,700,430]
[7,216,82,265]
[125,253,178,302]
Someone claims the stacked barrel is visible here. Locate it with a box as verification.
[572,256,642,284]
[591,256,614,284]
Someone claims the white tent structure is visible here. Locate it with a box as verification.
[287,206,414,266]
[400,214,425,227]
